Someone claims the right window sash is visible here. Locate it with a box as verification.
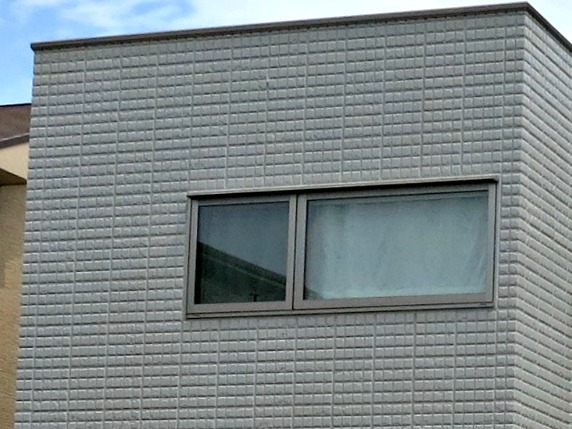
[294,182,497,310]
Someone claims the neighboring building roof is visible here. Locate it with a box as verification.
[31,2,572,54]
[0,104,30,184]
[0,104,31,147]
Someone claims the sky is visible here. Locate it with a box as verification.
[1,0,571,105]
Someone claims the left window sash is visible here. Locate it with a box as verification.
[186,195,296,315]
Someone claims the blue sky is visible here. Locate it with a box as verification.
[1,0,571,105]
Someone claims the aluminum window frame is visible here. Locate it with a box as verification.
[185,178,498,318]
[186,194,297,315]
[293,182,497,311]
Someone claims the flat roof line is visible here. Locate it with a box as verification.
[29,2,571,54]
[0,134,30,150]
[0,103,32,108]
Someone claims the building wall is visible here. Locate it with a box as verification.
[514,16,572,429]
[18,7,570,429]
[0,184,27,429]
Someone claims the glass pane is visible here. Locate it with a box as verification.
[195,201,289,304]
[304,191,489,300]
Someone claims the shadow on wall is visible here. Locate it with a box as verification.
[0,103,30,429]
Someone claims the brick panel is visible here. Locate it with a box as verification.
[515,15,572,429]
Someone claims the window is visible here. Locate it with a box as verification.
[186,179,497,317]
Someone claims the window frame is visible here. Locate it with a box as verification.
[293,183,497,311]
[185,177,498,318]
[186,194,297,315]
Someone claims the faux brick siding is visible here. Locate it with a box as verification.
[18,7,570,429]
[0,185,27,429]
[513,16,572,429]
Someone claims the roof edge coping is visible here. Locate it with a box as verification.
[0,103,32,108]
[0,134,30,150]
[30,2,571,54]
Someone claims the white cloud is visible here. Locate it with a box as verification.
[8,0,572,42]
[10,0,488,35]
[59,0,185,34]
[15,0,68,8]
[167,0,454,30]
[10,0,67,20]
[10,0,192,34]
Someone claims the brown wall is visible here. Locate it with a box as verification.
[0,185,26,429]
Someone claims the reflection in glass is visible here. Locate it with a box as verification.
[195,202,289,304]
[304,191,489,300]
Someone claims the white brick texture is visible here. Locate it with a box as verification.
[18,7,571,429]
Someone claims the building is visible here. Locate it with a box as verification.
[0,103,30,429]
[18,3,570,428]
